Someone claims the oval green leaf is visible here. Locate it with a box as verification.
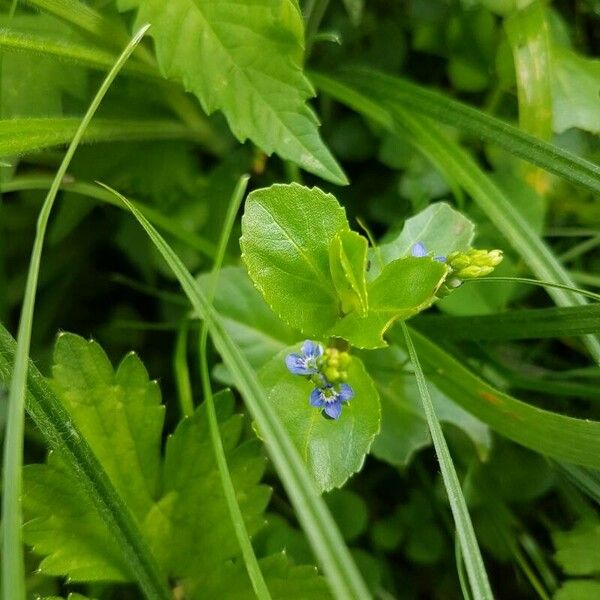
[241,183,350,337]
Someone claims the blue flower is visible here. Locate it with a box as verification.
[411,241,446,263]
[285,339,324,376]
[310,383,354,420]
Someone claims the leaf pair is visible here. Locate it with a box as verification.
[241,183,450,348]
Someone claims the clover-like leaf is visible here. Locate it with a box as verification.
[241,183,350,337]
[329,230,369,317]
[259,347,380,491]
[329,257,448,349]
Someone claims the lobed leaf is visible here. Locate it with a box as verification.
[117,0,346,183]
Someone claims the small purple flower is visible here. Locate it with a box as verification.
[411,241,446,263]
[310,383,354,420]
[285,339,323,376]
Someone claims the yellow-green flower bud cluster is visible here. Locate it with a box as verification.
[446,249,503,279]
[318,347,351,384]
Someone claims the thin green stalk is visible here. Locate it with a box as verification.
[400,322,494,600]
[104,184,371,600]
[174,322,195,418]
[0,24,171,600]
[456,534,473,600]
[197,174,272,599]
[468,277,600,302]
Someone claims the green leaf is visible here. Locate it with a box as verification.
[118,0,346,183]
[197,553,331,599]
[0,117,195,158]
[551,46,600,135]
[554,581,600,600]
[241,183,349,337]
[553,519,600,576]
[329,257,448,349]
[50,333,164,518]
[378,202,475,268]
[329,231,369,317]
[259,347,380,492]
[362,347,491,466]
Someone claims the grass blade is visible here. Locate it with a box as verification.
[102,184,372,600]
[311,72,600,364]
[400,323,494,600]
[310,70,600,196]
[197,174,272,599]
[0,177,216,258]
[0,24,172,600]
[414,304,600,341]
[389,327,600,469]
[0,117,198,157]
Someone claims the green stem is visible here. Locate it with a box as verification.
[468,276,600,303]
[174,321,195,418]
[198,174,272,599]
[303,0,330,56]
[1,24,171,600]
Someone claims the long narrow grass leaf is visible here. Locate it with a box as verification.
[0,177,216,257]
[400,323,494,600]
[102,184,372,600]
[1,24,172,600]
[310,70,600,196]
[389,327,600,469]
[0,117,197,157]
[414,304,600,341]
[197,174,272,599]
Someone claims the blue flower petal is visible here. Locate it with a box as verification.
[324,400,342,419]
[310,388,325,408]
[285,353,312,375]
[411,242,427,257]
[338,384,354,403]
[302,339,323,358]
[434,255,447,262]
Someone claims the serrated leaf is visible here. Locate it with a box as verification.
[554,581,600,600]
[118,0,346,183]
[23,335,329,597]
[363,346,491,466]
[329,231,369,317]
[241,183,350,337]
[329,258,448,348]
[50,333,164,518]
[378,202,474,270]
[194,553,331,599]
[553,519,600,577]
[259,347,380,492]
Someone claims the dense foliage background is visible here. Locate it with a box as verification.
[1,1,599,599]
